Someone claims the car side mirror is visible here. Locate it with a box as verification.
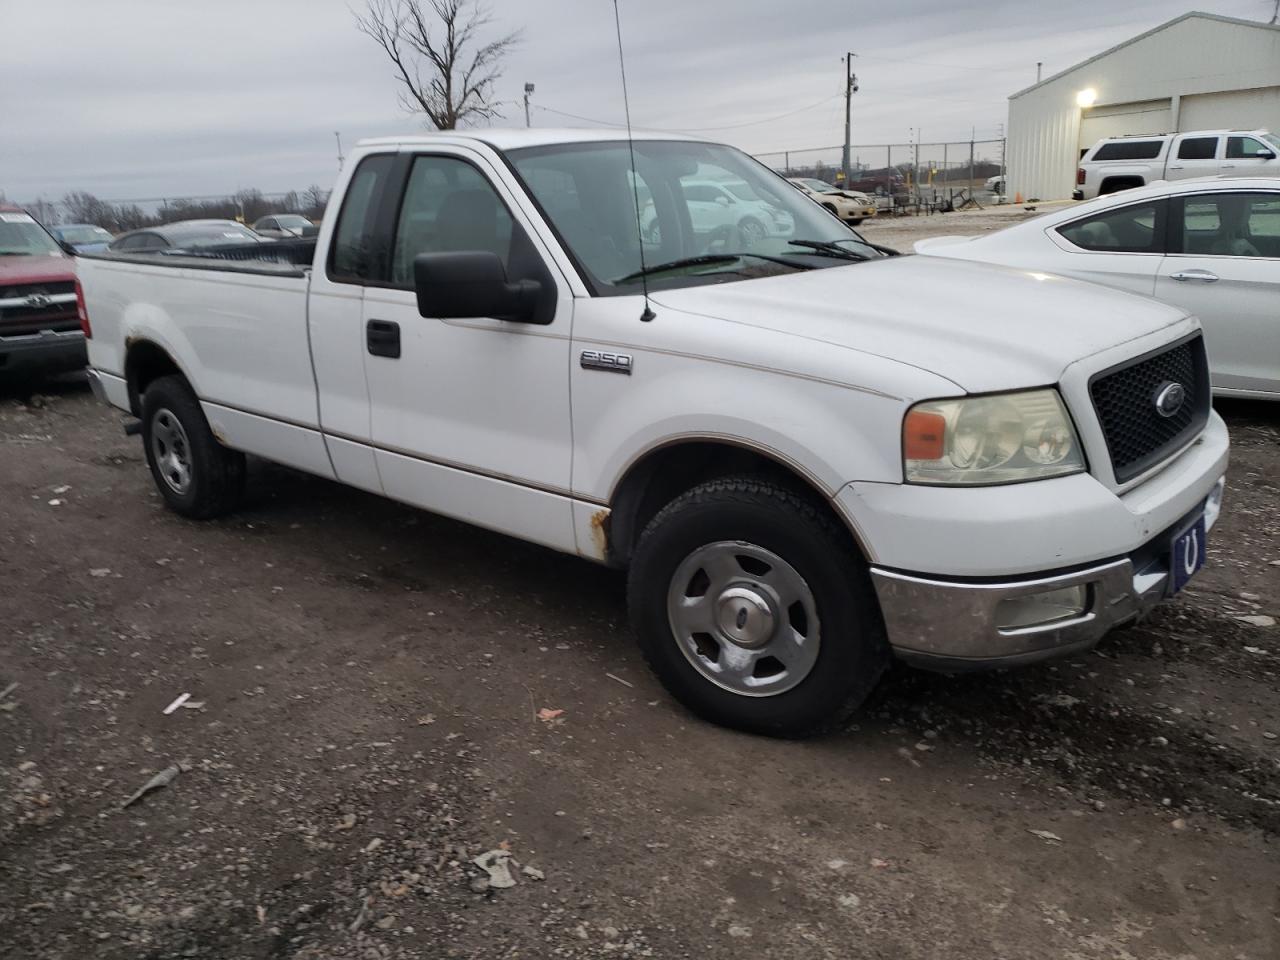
[715,195,731,206]
[414,251,543,324]
[1261,150,1277,160]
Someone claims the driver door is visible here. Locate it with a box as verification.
[360,148,579,552]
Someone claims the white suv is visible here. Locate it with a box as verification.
[1075,129,1280,200]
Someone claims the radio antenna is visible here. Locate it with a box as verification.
[612,0,655,322]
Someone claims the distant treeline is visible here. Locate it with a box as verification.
[23,186,333,232]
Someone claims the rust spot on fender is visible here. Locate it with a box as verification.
[588,508,610,560]
[210,424,228,445]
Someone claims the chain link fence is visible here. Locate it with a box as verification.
[754,139,1007,212]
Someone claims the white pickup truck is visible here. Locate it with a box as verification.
[1075,129,1280,200]
[78,130,1228,737]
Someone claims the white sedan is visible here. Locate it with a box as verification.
[916,178,1280,399]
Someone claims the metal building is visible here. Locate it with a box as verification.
[1007,12,1280,201]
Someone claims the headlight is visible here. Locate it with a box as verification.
[903,389,1085,485]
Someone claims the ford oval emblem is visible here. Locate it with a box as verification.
[1153,381,1186,418]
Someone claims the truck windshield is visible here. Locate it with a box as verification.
[507,140,880,295]
[0,214,62,256]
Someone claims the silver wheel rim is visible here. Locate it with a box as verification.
[666,541,820,697]
[739,220,764,246]
[150,408,193,495]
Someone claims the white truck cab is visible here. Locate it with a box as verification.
[77,130,1228,736]
[1075,129,1280,200]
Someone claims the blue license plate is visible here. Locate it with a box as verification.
[1170,515,1207,594]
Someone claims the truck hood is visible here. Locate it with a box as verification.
[0,253,76,287]
[913,235,976,252]
[649,255,1189,394]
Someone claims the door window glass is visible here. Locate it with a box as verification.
[1226,137,1272,159]
[1180,193,1280,257]
[1176,137,1217,160]
[329,153,395,283]
[1058,202,1164,253]
[390,156,515,286]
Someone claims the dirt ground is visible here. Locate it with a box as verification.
[2,261,1278,958]
[858,200,1072,252]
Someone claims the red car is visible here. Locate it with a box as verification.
[0,205,86,376]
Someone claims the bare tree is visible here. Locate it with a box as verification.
[302,185,330,219]
[355,0,520,129]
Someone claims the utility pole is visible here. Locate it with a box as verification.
[1036,61,1043,83]
[334,131,344,171]
[841,52,858,184]
[524,82,535,128]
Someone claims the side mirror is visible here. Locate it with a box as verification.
[1261,150,1277,160]
[714,195,731,206]
[414,251,544,324]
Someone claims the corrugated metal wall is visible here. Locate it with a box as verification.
[1008,15,1280,200]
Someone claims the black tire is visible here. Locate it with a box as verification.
[821,202,838,216]
[141,374,245,519]
[849,217,865,225]
[627,476,890,737]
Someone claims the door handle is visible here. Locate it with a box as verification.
[366,319,401,358]
[1220,164,1236,169]
[1170,270,1218,283]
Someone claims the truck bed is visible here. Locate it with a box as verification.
[82,237,317,278]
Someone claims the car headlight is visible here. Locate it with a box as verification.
[903,389,1085,485]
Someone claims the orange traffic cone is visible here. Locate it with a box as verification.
[1014,191,1024,203]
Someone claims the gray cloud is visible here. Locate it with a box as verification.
[1,0,1270,203]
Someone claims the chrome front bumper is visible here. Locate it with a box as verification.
[872,478,1224,671]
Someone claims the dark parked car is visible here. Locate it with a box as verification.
[50,223,115,254]
[108,219,268,254]
[0,206,85,375]
[252,214,318,238]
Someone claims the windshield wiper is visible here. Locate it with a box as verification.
[614,252,811,284]
[785,239,873,261]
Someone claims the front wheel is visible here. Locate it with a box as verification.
[627,477,890,737]
[141,375,245,519]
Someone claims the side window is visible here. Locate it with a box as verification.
[1058,201,1164,253]
[1178,192,1280,258]
[1092,140,1164,162]
[681,184,721,203]
[1177,137,1218,160]
[1226,137,1272,160]
[260,218,277,231]
[390,156,515,287]
[330,153,395,283]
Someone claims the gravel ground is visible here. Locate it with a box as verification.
[858,200,1072,252]
[2,292,1278,957]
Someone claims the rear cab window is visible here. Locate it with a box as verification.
[328,153,396,283]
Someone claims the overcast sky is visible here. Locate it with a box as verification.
[2,0,1274,203]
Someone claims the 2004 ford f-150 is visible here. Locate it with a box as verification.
[78,130,1228,736]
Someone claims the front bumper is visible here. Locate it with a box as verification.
[0,329,87,375]
[872,477,1225,671]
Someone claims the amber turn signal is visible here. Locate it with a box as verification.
[903,409,946,461]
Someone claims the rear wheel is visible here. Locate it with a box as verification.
[627,477,890,737]
[141,375,245,519]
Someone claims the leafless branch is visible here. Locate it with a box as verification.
[355,0,520,129]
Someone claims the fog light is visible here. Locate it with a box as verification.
[996,585,1087,630]
[1205,477,1225,530]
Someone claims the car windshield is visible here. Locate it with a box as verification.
[274,215,311,228]
[1264,133,1280,151]
[0,214,62,255]
[507,140,879,294]
[59,225,113,244]
[802,179,839,194]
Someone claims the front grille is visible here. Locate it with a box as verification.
[0,281,78,336]
[1089,333,1210,484]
